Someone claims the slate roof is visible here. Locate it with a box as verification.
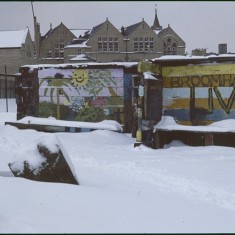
[89,21,105,36]
[124,22,142,36]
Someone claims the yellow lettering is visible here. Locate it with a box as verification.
[191,75,200,87]
[170,77,181,87]
[201,75,212,87]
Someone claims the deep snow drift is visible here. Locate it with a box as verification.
[0,99,235,233]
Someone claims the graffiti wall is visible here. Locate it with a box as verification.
[162,63,235,125]
[38,68,125,123]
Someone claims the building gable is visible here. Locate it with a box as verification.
[89,18,123,38]
[123,19,163,54]
[158,25,185,45]
[41,22,75,46]
[158,25,185,55]
[86,18,124,53]
[124,19,162,41]
[40,22,76,60]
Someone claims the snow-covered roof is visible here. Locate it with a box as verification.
[153,29,162,34]
[65,40,89,48]
[151,55,208,61]
[16,116,123,132]
[69,54,96,62]
[143,71,159,80]
[0,28,29,48]
[149,54,235,62]
[21,61,138,70]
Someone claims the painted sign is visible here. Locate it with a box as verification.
[162,63,235,125]
[38,68,124,122]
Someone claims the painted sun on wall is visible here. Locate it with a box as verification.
[38,68,124,123]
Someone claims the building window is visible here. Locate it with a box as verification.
[109,42,113,52]
[55,50,59,57]
[60,43,64,49]
[164,38,177,55]
[172,43,177,55]
[114,42,119,52]
[149,42,154,52]
[139,42,144,52]
[134,37,155,52]
[47,49,52,58]
[144,42,149,52]
[98,42,102,52]
[167,38,171,47]
[134,42,138,52]
[78,49,82,55]
[103,42,108,52]
[54,43,64,57]
[97,38,118,52]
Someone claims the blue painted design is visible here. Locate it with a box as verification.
[164,109,235,123]
[123,74,132,102]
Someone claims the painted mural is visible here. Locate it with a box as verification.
[38,68,124,123]
[162,63,235,125]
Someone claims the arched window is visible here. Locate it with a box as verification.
[163,37,177,55]
[172,43,177,55]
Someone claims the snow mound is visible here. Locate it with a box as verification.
[164,140,188,149]
[9,133,79,184]
[9,142,46,175]
[17,116,123,132]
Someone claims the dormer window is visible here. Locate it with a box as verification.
[60,43,64,49]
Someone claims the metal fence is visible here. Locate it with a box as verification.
[0,76,15,98]
[0,69,16,113]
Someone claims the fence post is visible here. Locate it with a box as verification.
[5,66,8,112]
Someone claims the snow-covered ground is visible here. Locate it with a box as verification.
[1,99,235,233]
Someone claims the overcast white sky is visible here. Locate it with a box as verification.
[0,1,235,54]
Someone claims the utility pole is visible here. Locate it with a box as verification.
[31,2,39,63]
[4,66,8,112]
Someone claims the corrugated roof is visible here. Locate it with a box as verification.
[0,28,28,48]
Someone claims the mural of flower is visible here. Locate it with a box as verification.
[84,69,119,96]
[38,68,124,121]
[69,97,85,113]
[91,97,106,109]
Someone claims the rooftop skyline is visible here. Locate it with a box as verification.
[0,1,234,54]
